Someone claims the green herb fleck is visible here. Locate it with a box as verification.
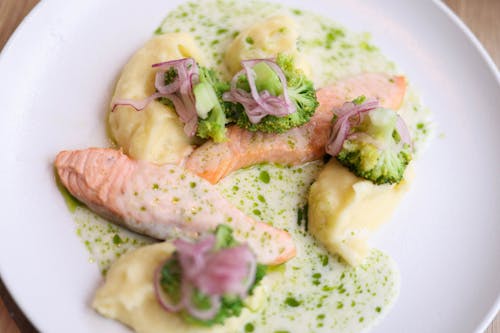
[245,323,255,332]
[285,297,302,307]
[259,170,270,184]
[325,28,345,49]
[112,234,123,245]
[154,26,162,35]
[352,95,366,105]
[360,41,377,52]
[319,254,329,266]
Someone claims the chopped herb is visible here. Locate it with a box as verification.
[325,28,345,49]
[112,234,123,245]
[245,323,255,332]
[319,254,329,266]
[285,296,302,307]
[259,170,270,184]
[360,41,377,52]
[352,95,366,105]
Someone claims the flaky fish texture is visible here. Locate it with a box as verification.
[55,148,295,265]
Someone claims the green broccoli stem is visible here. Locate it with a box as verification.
[363,108,397,142]
[252,62,283,96]
[194,67,229,142]
[193,82,220,119]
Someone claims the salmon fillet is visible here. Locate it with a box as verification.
[186,73,406,184]
[55,148,295,265]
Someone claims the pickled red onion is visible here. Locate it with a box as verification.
[325,98,379,156]
[326,98,413,156]
[154,233,257,320]
[223,58,296,124]
[111,58,199,136]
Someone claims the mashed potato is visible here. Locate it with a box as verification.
[108,33,204,165]
[308,159,413,266]
[224,15,310,76]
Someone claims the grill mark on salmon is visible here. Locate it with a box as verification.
[55,148,295,265]
[186,73,406,184]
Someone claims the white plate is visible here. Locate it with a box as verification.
[0,0,498,332]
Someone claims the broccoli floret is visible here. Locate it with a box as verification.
[214,224,238,250]
[159,225,266,327]
[336,107,412,185]
[229,53,318,133]
[194,67,229,142]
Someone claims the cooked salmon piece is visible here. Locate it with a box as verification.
[55,148,295,265]
[186,73,407,184]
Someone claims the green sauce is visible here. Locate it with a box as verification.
[55,170,82,213]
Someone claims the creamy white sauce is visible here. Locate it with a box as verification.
[72,207,153,274]
[66,0,436,331]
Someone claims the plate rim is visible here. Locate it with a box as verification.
[0,0,498,332]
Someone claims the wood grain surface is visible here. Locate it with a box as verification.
[0,0,498,332]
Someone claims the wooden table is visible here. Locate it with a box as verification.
[0,0,498,332]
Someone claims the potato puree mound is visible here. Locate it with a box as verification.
[93,242,258,333]
[108,33,203,165]
[308,159,413,266]
[224,15,310,76]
